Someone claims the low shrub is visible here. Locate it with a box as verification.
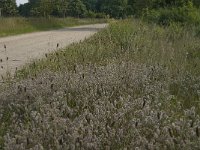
[144,2,200,25]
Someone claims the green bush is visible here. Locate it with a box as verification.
[95,12,107,19]
[85,11,96,18]
[84,11,108,19]
[144,2,200,25]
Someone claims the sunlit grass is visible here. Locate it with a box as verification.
[17,19,200,76]
[0,17,107,37]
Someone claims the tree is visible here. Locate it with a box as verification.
[18,3,31,16]
[28,0,41,16]
[39,0,53,17]
[82,0,97,11]
[68,0,87,17]
[28,0,53,17]
[100,0,129,18]
[0,0,18,16]
[192,0,200,7]
[52,0,69,17]
[16,0,200,19]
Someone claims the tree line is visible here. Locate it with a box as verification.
[1,0,200,19]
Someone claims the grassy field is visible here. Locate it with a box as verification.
[0,17,107,37]
[0,19,200,149]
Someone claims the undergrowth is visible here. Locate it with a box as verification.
[0,19,199,149]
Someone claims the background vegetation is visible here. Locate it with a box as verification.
[0,17,107,37]
[1,0,200,25]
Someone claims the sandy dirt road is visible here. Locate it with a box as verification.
[0,24,107,78]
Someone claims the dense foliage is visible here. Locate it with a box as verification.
[1,0,200,24]
[0,0,18,16]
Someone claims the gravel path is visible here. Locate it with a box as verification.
[0,24,107,78]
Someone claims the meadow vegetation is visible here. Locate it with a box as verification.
[143,1,200,26]
[0,19,199,149]
[0,17,107,37]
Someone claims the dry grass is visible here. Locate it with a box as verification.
[0,19,199,149]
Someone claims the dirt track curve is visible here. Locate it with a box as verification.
[0,24,107,78]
